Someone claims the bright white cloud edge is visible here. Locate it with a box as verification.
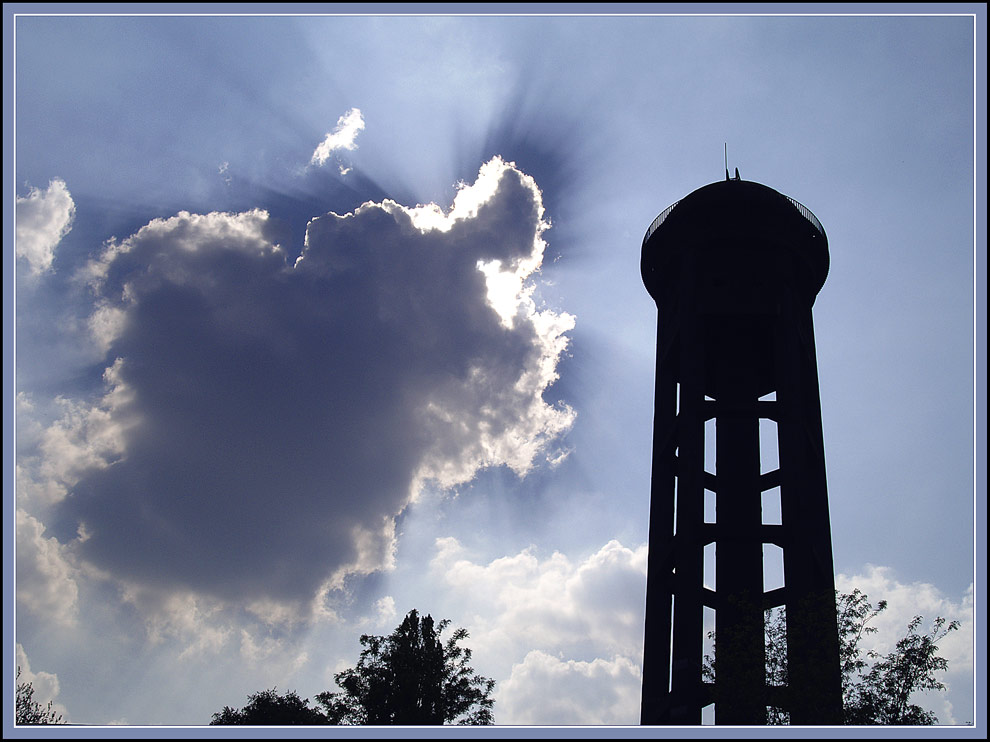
[18,156,576,630]
[310,107,365,166]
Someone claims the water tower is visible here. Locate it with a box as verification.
[639,175,843,725]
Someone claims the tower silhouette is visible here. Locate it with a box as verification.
[639,177,843,725]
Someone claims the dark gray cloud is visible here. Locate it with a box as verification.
[46,158,574,607]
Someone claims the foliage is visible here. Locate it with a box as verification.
[835,590,887,706]
[316,609,495,725]
[16,667,64,725]
[762,603,790,725]
[844,614,960,725]
[209,688,328,725]
[760,589,888,723]
[703,590,959,725]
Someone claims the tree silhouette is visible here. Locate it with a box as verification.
[835,589,887,706]
[317,609,495,725]
[844,613,960,725]
[16,667,64,725]
[702,589,960,725]
[210,688,328,725]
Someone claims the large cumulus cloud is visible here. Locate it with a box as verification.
[45,157,574,609]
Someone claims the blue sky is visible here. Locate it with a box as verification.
[7,5,986,731]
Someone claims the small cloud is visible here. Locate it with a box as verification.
[16,359,131,508]
[218,162,231,186]
[836,565,974,671]
[497,651,641,725]
[16,509,80,625]
[836,565,974,724]
[311,108,365,166]
[431,537,648,722]
[374,596,397,626]
[16,644,70,722]
[432,538,647,663]
[16,178,75,276]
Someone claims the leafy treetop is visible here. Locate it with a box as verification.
[317,608,495,725]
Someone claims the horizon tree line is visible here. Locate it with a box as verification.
[15,592,962,726]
